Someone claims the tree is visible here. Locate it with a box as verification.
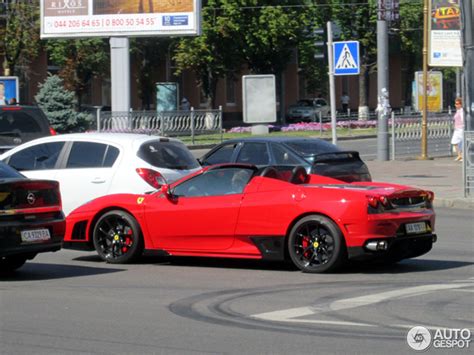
[46,39,109,106]
[330,0,378,117]
[174,0,322,115]
[1,0,41,76]
[173,0,243,109]
[226,1,319,120]
[130,38,173,110]
[398,0,423,106]
[35,75,92,133]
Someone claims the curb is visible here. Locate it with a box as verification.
[434,198,474,210]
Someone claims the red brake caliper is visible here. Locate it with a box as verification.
[302,236,311,258]
[122,229,133,253]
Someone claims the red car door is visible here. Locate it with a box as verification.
[145,167,254,251]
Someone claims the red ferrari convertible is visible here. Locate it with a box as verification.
[64,164,437,273]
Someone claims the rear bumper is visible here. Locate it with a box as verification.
[0,241,62,258]
[0,219,65,258]
[347,233,437,261]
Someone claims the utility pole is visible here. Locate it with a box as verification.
[461,0,473,131]
[327,21,337,145]
[376,1,391,161]
[110,37,131,112]
[420,0,429,159]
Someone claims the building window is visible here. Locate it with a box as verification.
[226,75,236,105]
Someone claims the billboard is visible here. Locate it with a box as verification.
[40,0,201,39]
[429,0,462,67]
[0,77,19,105]
[414,71,443,112]
[242,75,276,124]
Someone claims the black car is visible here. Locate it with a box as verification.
[0,105,56,154]
[200,137,371,182]
[0,161,65,272]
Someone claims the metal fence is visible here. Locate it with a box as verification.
[390,111,453,160]
[96,107,223,144]
[464,131,474,197]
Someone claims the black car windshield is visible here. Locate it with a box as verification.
[138,140,199,170]
[285,140,340,157]
[0,161,23,179]
[0,111,43,133]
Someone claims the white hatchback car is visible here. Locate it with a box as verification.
[0,133,200,215]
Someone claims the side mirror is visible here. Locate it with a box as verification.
[160,184,173,199]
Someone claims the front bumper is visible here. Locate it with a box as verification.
[347,233,437,261]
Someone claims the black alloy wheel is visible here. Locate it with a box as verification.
[93,210,144,264]
[288,215,346,273]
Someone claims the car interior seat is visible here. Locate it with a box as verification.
[259,166,280,180]
[290,166,309,184]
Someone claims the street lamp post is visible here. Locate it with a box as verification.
[421,0,429,160]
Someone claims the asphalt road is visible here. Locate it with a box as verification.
[1,208,473,354]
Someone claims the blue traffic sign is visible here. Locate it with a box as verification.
[333,41,360,76]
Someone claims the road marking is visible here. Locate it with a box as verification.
[450,289,474,293]
[393,324,474,332]
[330,284,471,311]
[251,283,473,327]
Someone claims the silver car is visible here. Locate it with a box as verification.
[287,98,330,123]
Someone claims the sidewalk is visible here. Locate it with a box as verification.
[366,157,473,210]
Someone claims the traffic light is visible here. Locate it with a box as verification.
[313,28,325,60]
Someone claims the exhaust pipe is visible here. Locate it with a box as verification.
[365,240,389,251]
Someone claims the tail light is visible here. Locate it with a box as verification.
[367,195,392,213]
[425,191,435,202]
[49,127,57,135]
[136,168,167,189]
[379,195,389,207]
[367,196,379,209]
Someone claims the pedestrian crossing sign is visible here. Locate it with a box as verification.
[333,41,360,76]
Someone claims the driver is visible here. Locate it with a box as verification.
[231,169,252,194]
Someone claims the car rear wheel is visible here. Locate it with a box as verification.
[288,215,346,273]
[0,255,27,272]
[93,210,144,264]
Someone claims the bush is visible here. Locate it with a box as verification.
[35,75,92,133]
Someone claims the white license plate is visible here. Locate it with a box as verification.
[405,222,427,234]
[21,229,51,243]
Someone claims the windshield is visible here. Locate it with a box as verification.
[0,161,24,179]
[137,140,200,170]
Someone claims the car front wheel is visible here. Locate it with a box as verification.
[288,215,346,273]
[93,210,144,264]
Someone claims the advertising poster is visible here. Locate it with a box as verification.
[429,0,462,67]
[0,77,19,105]
[415,71,443,112]
[242,75,277,123]
[40,0,200,38]
[156,82,178,112]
